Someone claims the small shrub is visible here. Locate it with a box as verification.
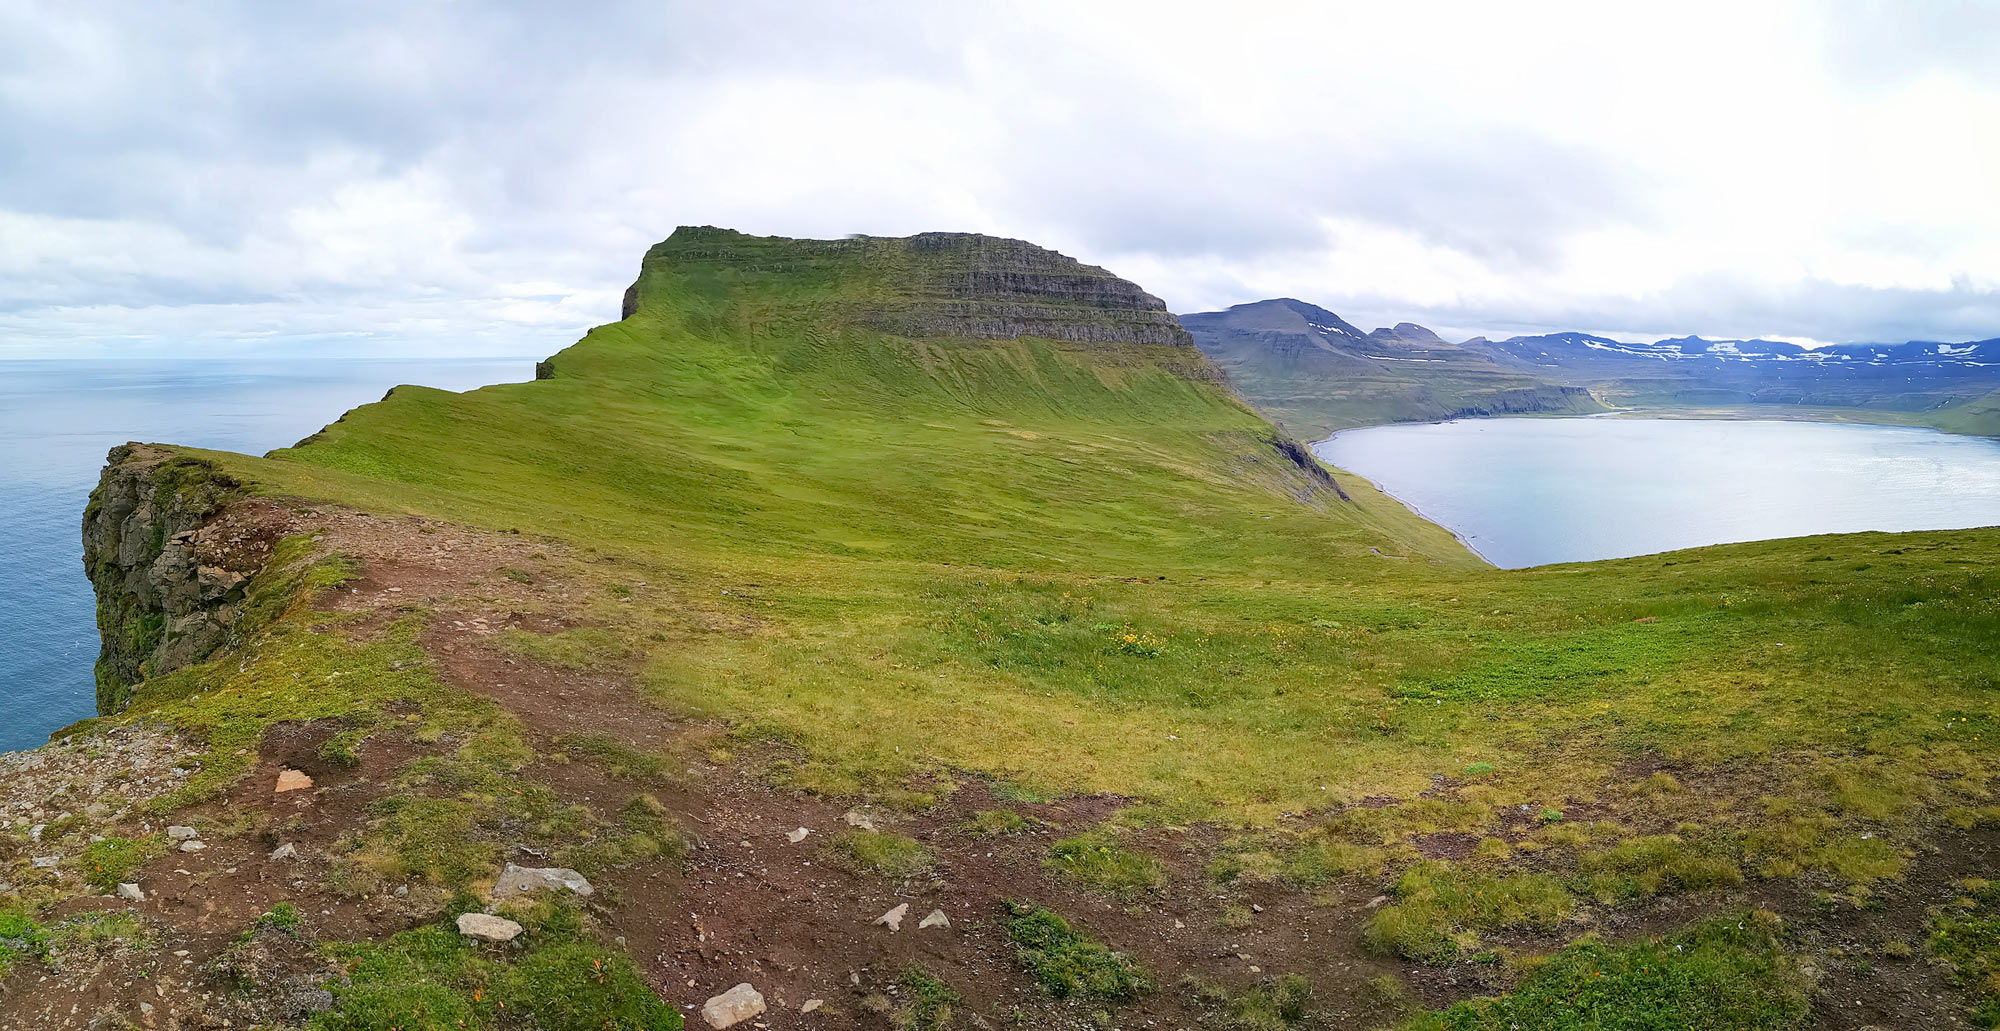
[1007,902,1150,1002]
[257,902,305,935]
[81,836,159,893]
[896,966,960,1030]
[967,809,1029,836]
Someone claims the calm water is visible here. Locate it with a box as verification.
[0,358,530,752]
[1315,417,2000,568]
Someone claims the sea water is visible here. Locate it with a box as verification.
[0,358,529,752]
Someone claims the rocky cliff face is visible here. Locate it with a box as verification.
[81,445,280,714]
[634,226,1196,348]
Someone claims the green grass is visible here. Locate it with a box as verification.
[1184,973,1314,1030]
[0,904,46,978]
[829,829,932,879]
[555,732,667,779]
[1577,834,1743,902]
[1397,913,1809,1030]
[312,906,681,1031]
[1364,861,1574,963]
[1006,902,1151,1002]
[80,835,164,893]
[1045,831,1166,898]
[895,966,962,1030]
[497,627,628,671]
[966,809,1030,836]
[1928,879,2000,1027]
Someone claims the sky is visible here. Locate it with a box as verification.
[4,0,1999,357]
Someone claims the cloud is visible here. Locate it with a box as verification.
[2,0,1999,356]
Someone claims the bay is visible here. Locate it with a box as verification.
[1314,417,2000,568]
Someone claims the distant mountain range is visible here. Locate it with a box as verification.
[1180,297,2000,438]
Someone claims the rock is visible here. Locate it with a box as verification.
[456,912,524,943]
[31,855,57,869]
[179,839,207,852]
[701,983,766,1029]
[787,827,811,843]
[269,842,298,860]
[874,903,909,931]
[117,882,146,901]
[274,769,313,793]
[843,810,877,831]
[167,825,198,841]
[919,909,950,930]
[28,824,44,842]
[801,998,824,1013]
[492,863,594,899]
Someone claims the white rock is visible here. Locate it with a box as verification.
[700,983,765,1029]
[918,909,950,930]
[269,842,298,860]
[117,882,146,902]
[28,824,44,842]
[874,902,909,931]
[492,864,594,899]
[843,811,877,831]
[179,839,206,853]
[787,827,811,843]
[166,825,198,841]
[801,997,824,1013]
[456,912,524,943]
[30,856,57,869]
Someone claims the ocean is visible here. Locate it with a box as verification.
[0,358,529,752]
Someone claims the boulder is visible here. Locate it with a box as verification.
[274,769,313,793]
[167,825,198,841]
[874,902,909,931]
[492,863,595,900]
[700,983,765,1029]
[117,882,146,901]
[919,908,950,929]
[456,912,524,943]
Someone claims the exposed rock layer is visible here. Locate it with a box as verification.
[81,444,276,715]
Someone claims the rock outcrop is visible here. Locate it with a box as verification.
[81,444,280,715]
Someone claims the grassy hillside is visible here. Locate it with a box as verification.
[44,229,2000,1028]
[1937,388,2000,437]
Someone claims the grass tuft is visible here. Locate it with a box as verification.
[1006,902,1150,1002]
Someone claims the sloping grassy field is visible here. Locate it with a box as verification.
[109,229,2000,1025]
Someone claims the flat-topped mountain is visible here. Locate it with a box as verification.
[1184,296,2000,436]
[619,226,1195,349]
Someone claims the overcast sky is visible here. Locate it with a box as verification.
[5,1,1999,357]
